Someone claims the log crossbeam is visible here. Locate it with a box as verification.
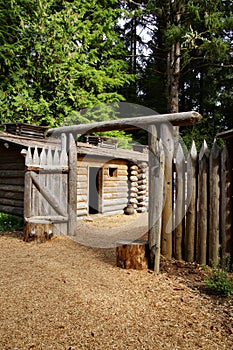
[47,111,202,136]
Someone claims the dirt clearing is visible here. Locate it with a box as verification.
[0,214,232,350]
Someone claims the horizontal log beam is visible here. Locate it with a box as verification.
[0,205,23,217]
[47,111,202,136]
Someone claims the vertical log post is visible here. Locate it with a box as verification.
[220,145,233,266]
[24,171,32,241]
[148,124,158,270]
[209,140,220,267]
[68,133,77,236]
[197,141,209,265]
[185,141,197,262]
[148,125,165,273]
[159,123,174,260]
[174,144,185,261]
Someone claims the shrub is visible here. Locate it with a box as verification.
[204,266,233,297]
[0,213,23,231]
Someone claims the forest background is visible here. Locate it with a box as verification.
[0,0,232,149]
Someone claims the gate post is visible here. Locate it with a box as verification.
[68,133,77,236]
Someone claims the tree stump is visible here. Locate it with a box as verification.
[24,221,53,243]
[116,240,149,270]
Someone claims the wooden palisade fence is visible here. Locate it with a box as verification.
[155,138,233,268]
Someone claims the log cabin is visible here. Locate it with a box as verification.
[0,123,149,223]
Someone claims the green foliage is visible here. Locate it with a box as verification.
[0,213,23,231]
[204,267,233,297]
[0,0,133,127]
[123,0,232,147]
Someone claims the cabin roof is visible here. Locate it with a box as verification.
[0,131,148,162]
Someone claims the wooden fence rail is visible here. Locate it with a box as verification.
[155,139,233,268]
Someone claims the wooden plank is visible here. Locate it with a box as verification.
[26,166,69,173]
[209,140,220,267]
[30,172,67,216]
[68,133,77,236]
[174,143,185,261]
[197,141,209,265]
[48,111,202,136]
[25,215,68,223]
[185,141,197,262]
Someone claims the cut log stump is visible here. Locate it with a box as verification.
[116,240,149,270]
[24,221,53,243]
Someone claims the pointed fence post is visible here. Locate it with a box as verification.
[159,123,174,260]
[209,140,220,267]
[185,141,197,262]
[197,140,209,265]
[174,143,185,261]
[220,145,233,263]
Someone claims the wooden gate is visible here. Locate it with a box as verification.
[24,133,77,241]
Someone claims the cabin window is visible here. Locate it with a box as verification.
[108,167,118,178]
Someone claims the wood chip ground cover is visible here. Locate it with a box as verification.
[0,215,232,350]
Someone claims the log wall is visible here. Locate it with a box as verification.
[0,143,25,216]
[102,161,128,216]
[77,157,130,218]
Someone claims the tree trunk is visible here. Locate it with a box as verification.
[24,221,53,243]
[116,240,149,270]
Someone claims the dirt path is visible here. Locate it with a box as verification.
[75,212,148,248]
[0,216,232,350]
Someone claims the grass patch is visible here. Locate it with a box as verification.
[0,213,23,231]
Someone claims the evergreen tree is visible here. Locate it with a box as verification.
[124,0,232,146]
[0,0,133,127]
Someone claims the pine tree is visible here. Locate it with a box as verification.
[0,0,133,127]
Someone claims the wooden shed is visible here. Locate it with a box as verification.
[0,123,148,226]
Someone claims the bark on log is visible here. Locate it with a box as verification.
[48,111,202,136]
[116,240,149,270]
[185,141,197,262]
[24,222,53,243]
